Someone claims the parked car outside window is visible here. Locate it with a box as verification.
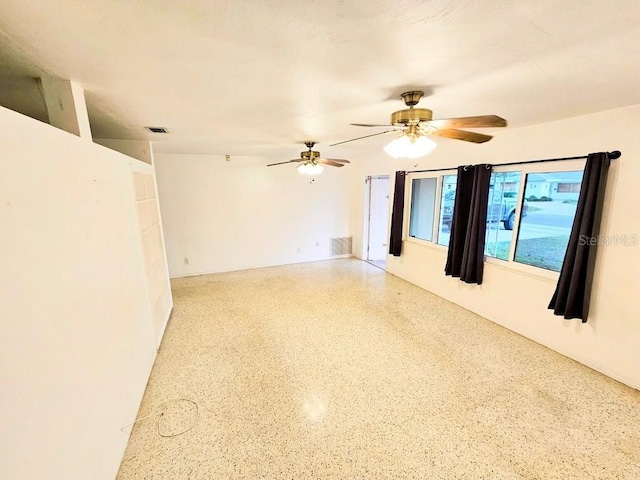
[441,190,527,231]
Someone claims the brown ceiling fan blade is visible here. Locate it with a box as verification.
[329,129,398,147]
[266,159,302,167]
[322,158,350,163]
[351,123,404,128]
[432,128,493,143]
[428,115,507,129]
[319,159,346,167]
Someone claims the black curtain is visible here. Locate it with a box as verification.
[549,152,611,322]
[388,171,406,256]
[445,164,492,284]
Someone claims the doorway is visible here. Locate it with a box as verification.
[365,175,390,270]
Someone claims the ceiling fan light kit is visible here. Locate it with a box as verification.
[384,133,437,159]
[297,162,324,175]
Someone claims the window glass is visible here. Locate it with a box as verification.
[409,178,437,242]
[437,175,457,246]
[485,172,522,260]
[514,170,583,271]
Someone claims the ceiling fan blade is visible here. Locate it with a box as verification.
[351,123,404,128]
[428,115,507,129]
[432,128,493,143]
[266,159,302,167]
[322,158,350,163]
[329,129,398,147]
[320,159,346,167]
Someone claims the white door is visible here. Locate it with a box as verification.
[367,176,390,261]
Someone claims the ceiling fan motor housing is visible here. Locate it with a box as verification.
[301,150,321,163]
[391,108,433,126]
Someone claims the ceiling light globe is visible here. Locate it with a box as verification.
[384,134,436,159]
[297,163,324,175]
[408,135,437,159]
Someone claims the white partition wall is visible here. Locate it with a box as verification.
[0,106,171,480]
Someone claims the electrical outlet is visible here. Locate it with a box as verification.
[296,247,301,254]
[184,257,189,265]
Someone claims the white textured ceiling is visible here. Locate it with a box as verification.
[1,0,639,157]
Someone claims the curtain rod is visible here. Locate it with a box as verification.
[407,150,621,174]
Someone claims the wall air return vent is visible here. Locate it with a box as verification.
[145,126,168,133]
[330,236,352,257]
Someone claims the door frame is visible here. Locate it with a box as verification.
[363,175,391,264]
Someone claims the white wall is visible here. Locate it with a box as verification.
[349,105,640,389]
[154,154,353,277]
[94,139,154,165]
[0,106,168,480]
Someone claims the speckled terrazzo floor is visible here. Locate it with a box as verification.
[117,259,640,479]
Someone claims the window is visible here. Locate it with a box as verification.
[406,165,584,275]
[485,172,522,260]
[437,175,457,246]
[435,172,524,255]
[408,178,437,241]
[514,170,583,271]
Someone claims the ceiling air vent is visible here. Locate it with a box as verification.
[145,126,168,133]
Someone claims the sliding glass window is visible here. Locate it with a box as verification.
[514,170,583,271]
[406,165,585,275]
[437,175,457,246]
[409,178,437,242]
[484,171,522,260]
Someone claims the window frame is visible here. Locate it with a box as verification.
[406,176,439,243]
[402,159,587,281]
[403,170,456,249]
[484,170,524,261]
[488,159,586,279]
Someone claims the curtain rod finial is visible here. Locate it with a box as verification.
[609,150,621,159]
